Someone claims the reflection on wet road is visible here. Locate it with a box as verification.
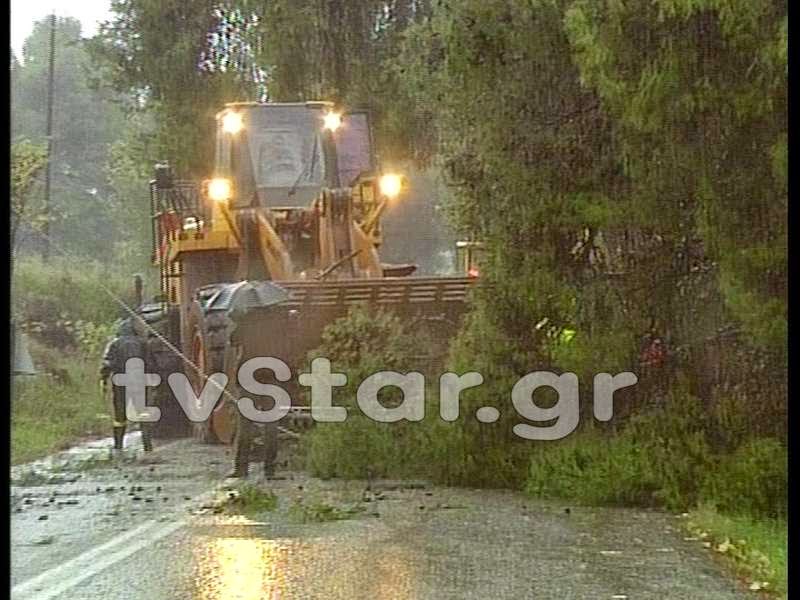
[194,537,290,600]
[189,520,418,600]
[12,437,755,600]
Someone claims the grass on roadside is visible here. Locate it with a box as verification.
[685,506,787,598]
[226,484,279,515]
[287,499,367,523]
[11,346,109,465]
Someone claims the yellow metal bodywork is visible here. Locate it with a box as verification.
[254,211,293,280]
[351,221,383,278]
[166,198,240,264]
[160,178,394,303]
[164,223,240,307]
[167,230,238,263]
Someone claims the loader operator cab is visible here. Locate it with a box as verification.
[212,102,376,209]
[202,101,408,279]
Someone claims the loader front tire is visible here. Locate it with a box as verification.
[185,304,222,444]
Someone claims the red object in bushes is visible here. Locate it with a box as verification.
[640,338,666,368]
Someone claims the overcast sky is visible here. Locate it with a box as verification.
[11,0,112,60]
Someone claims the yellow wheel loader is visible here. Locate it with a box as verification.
[148,101,474,443]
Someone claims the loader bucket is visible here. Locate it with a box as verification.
[196,276,476,442]
[234,276,475,372]
[195,277,475,443]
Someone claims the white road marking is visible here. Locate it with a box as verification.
[12,518,186,600]
[12,436,229,600]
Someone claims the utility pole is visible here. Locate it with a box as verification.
[42,12,56,262]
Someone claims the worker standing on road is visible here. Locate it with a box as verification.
[230,414,279,479]
[99,316,149,454]
[228,353,280,479]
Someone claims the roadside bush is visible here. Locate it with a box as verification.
[309,304,417,369]
[526,394,714,511]
[526,391,787,519]
[303,306,422,479]
[306,416,410,480]
[701,438,787,519]
[72,320,117,358]
[303,305,528,484]
[12,256,132,349]
[416,416,531,488]
[429,302,542,488]
[708,376,788,450]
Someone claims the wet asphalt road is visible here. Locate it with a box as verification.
[11,434,755,600]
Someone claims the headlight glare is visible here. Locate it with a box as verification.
[208,178,232,202]
[323,112,343,132]
[222,111,244,134]
[379,173,403,199]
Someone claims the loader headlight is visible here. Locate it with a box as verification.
[323,111,343,132]
[221,111,244,135]
[379,173,403,199]
[208,178,233,202]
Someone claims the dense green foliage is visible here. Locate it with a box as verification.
[526,394,711,510]
[305,307,543,488]
[12,257,131,350]
[10,139,48,255]
[386,0,786,505]
[399,0,786,365]
[294,0,785,520]
[304,307,419,480]
[700,438,787,519]
[256,0,433,162]
[564,0,787,351]
[89,1,252,176]
[526,394,786,518]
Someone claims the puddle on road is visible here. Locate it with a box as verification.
[193,537,291,599]
[189,528,418,600]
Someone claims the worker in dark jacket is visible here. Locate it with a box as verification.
[229,344,279,479]
[99,317,148,452]
[230,412,279,479]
